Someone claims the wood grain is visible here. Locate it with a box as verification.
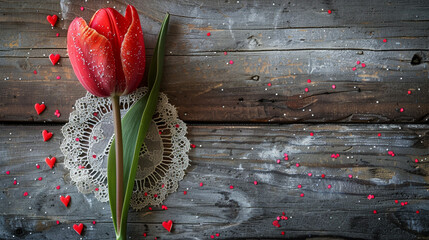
[0,0,428,123]
[0,124,428,239]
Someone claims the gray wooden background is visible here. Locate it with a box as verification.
[0,0,428,239]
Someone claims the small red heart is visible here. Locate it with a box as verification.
[162,220,173,232]
[49,54,60,65]
[73,223,84,235]
[34,103,46,115]
[45,157,56,169]
[47,15,58,27]
[60,195,71,207]
[42,130,53,141]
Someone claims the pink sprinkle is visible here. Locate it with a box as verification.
[56,33,59,37]
[297,184,302,189]
[401,202,405,206]
[229,185,234,189]
[415,159,419,163]
[253,181,258,185]
[36,164,40,169]
[23,192,28,196]
[327,184,332,189]
[332,84,336,89]
[13,180,17,185]
[216,233,220,237]
[207,32,211,36]
[184,191,187,195]
[373,210,377,214]
[352,67,357,71]
[56,220,60,225]
[92,221,96,225]
[361,63,366,68]
[229,60,234,65]
[80,6,84,11]
[300,193,304,197]
[223,52,227,55]
[284,156,288,161]
[395,200,398,204]
[295,163,300,167]
[356,61,361,65]
[210,235,214,239]
[277,216,280,221]
[284,153,288,157]
[307,79,311,83]
[400,108,404,112]
[348,174,353,179]
[56,185,60,190]
[199,182,203,187]
[6,171,10,175]
[327,10,332,14]
[38,177,43,181]
[310,132,314,136]
[33,70,37,74]
[383,39,387,43]
[407,90,411,95]
[321,174,326,178]
[75,138,79,141]
[304,87,309,92]
[308,173,312,177]
[56,76,61,80]
[267,82,272,87]
[276,159,281,164]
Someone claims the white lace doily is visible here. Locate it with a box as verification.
[60,88,190,210]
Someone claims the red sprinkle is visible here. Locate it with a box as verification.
[332,84,336,89]
[56,220,60,225]
[300,193,304,197]
[348,174,353,179]
[407,90,412,95]
[229,60,234,65]
[56,33,59,37]
[253,181,258,185]
[175,124,180,128]
[207,32,211,36]
[223,52,227,55]
[272,220,281,228]
[216,233,220,237]
[394,200,399,204]
[154,194,158,198]
[327,10,332,14]
[297,184,302,189]
[56,185,60,190]
[80,6,84,11]
[383,39,387,43]
[327,184,332,189]
[210,235,214,239]
[229,185,234,189]
[267,83,272,87]
[92,221,96,225]
[93,112,98,116]
[56,76,61,80]
[184,191,187,195]
[401,202,405,206]
[36,164,40,169]
[308,173,312,177]
[143,233,147,237]
[75,138,79,141]
[307,79,311,83]
[162,205,168,210]
[95,187,99,191]
[310,132,314,136]
[33,70,37,74]
[352,67,357,71]
[416,210,420,214]
[23,192,28,196]
[144,192,148,196]
[38,177,43,181]
[6,171,10,175]
[92,155,96,158]
[199,182,203,187]
[321,174,326,178]
[400,108,404,112]
[191,144,196,148]
[13,180,17,185]
[276,159,281,164]
[295,163,300,167]
[304,87,309,92]
[377,133,381,137]
[373,210,377,214]
[414,159,419,163]
[148,207,152,211]
[281,231,285,235]
[356,61,361,65]
[361,63,366,68]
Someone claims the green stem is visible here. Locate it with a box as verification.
[111,95,124,236]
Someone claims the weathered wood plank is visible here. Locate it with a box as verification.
[0,0,428,123]
[0,124,427,239]
[1,50,428,123]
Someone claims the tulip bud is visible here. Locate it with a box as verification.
[67,5,145,97]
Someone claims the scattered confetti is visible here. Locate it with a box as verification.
[373,210,377,214]
[38,177,43,181]
[394,200,398,204]
[414,159,419,163]
[416,210,420,214]
[54,109,61,118]
[399,108,404,112]
[56,220,60,225]
[92,221,96,225]
[356,61,361,65]
[276,159,281,164]
[308,173,312,177]
[377,133,382,137]
[367,194,375,200]
[95,187,99,191]
[216,233,220,237]
[13,180,17,185]
[321,174,326,178]
[36,164,40,169]
[211,235,214,239]
[348,174,353,179]
[387,151,395,157]
[161,205,168,210]
[310,132,314,136]
[297,184,302,189]
[191,144,196,148]
[295,163,300,167]
[407,90,412,95]
[34,103,46,115]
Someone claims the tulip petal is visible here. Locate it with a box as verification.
[67,17,116,97]
[120,5,146,95]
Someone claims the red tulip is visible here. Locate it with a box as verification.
[67,5,145,97]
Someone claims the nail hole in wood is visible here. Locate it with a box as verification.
[411,53,422,65]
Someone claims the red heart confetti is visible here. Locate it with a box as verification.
[383,39,387,43]
[54,109,61,118]
[272,220,281,228]
[300,193,304,197]
[49,54,60,65]
[161,205,168,210]
[348,174,353,179]
[321,174,326,178]
[34,103,46,115]
[46,15,58,27]
[210,235,214,239]
[45,157,56,169]
[73,223,84,235]
[60,195,71,207]
[42,130,53,141]
[162,220,173,232]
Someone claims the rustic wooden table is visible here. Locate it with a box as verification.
[0,0,428,239]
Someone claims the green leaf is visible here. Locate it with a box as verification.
[107,12,170,238]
